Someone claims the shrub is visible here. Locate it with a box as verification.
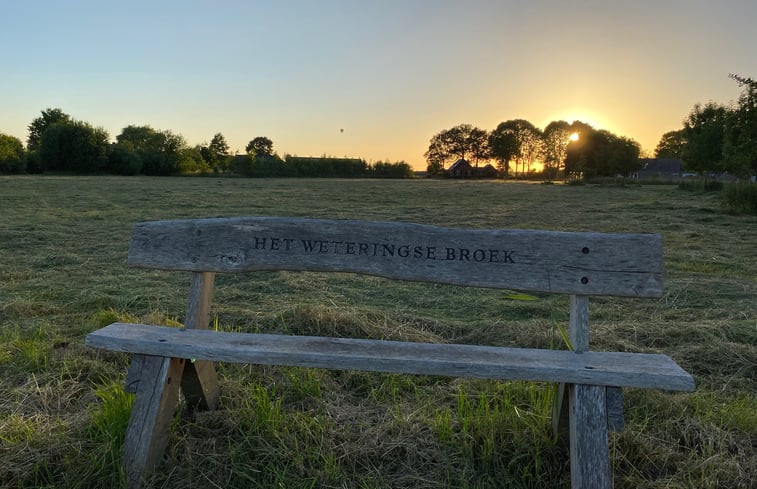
[368,160,415,178]
[107,142,143,175]
[0,133,26,174]
[25,150,43,173]
[39,121,110,173]
[723,183,757,215]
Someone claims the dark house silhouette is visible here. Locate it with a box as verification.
[446,159,498,179]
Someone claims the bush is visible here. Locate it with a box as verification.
[0,133,26,174]
[230,154,291,177]
[25,151,43,173]
[176,147,210,174]
[107,142,143,175]
[285,156,367,177]
[723,183,757,215]
[368,161,415,178]
[39,121,110,173]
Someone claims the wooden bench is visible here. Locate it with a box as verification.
[85,217,695,488]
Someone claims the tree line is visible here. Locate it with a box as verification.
[0,109,413,178]
[655,74,756,179]
[425,119,642,180]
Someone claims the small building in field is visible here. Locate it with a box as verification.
[476,164,499,179]
[634,158,683,180]
[446,159,498,179]
[447,158,473,178]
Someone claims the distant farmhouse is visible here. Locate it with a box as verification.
[634,158,684,180]
[446,159,498,179]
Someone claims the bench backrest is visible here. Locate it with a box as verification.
[127,217,663,298]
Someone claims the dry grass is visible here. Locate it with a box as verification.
[1,176,755,488]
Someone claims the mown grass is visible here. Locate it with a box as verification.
[723,183,757,215]
[1,176,755,488]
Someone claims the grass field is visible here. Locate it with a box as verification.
[1,175,755,488]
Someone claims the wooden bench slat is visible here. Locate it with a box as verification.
[127,217,663,297]
[86,323,695,392]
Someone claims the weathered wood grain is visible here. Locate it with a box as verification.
[86,323,696,391]
[180,272,220,411]
[553,295,593,439]
[569,384,611,488]
[127,217,664,297]
[569,295,590,352]
[122,355,184,489]
[184,271,215,330]
[606,387,625,431]
[124,354,145,394]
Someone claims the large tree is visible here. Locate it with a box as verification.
[201,133,230,171]
[723,74,757,177]
[27,108,72,151]
[682,102,729,175]
[654,130,687,159]
[246,136,274,156]
[209,133,229,157]
[467,127,490,167]
[563,121,595,178]
[488,122,518,176]
[117,125,160,149]
[144,130,186,176]
[655,74,756,178]
[565,125,640,179]
[542,120,571,179]
[115,125,187,175]
[424,124,489,172]
[488,119,542,176]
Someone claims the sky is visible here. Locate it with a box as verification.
[2,0,756,170]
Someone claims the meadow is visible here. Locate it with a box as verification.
[1,176,755,488]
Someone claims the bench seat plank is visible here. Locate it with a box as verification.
[87,323,695,392]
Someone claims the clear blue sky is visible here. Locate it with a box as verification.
[2,0,756,169]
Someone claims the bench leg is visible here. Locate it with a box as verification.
[553,296,623,443]
[606,386,625,432]
[181,271,220,411]
[569,384,611,488]
[122,355,184,489]
[553,384,624,441]
[181,360,220,411]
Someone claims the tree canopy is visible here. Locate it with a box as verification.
[487,122,518,176]
[723,74,757,177]
[39,120,110,173]
[565,125,641,178]
[681,102,729,175]
[424,124,489,174]
[488,119,543,176]
[27,108,71,151]
[115,125,189,175]
[246,136,274,156]
[542,120,572,179]
[654,130,687,159]
[0,133,26,174]
[654,73,757,178]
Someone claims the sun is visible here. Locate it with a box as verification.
[569,132,580,142]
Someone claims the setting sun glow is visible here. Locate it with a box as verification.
[569,132,580,142]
